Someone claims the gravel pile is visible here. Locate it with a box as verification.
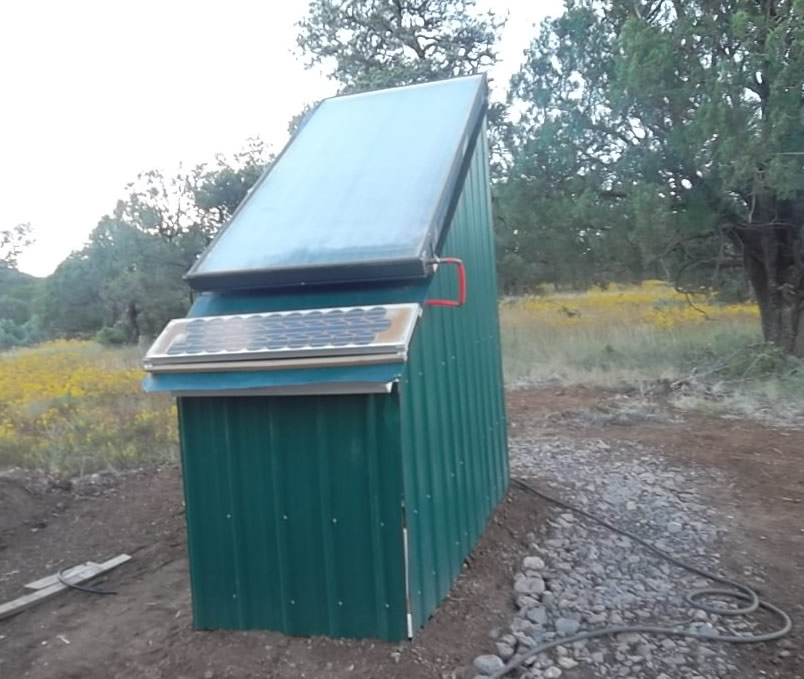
[473,433,764,679]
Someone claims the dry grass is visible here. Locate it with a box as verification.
[0,340,177,475]
[500,281,804,424]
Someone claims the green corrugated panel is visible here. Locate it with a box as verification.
[178,394,408,640]
[400,122,508,630]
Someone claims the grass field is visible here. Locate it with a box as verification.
[501,280,804,422]
[501,279,761,385]
[1,281,801,475]
[0,340,177,475]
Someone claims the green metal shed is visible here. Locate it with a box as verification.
[143,74,507,641]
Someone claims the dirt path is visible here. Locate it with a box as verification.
[0,387,801,678]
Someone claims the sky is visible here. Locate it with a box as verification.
[1,0,562,277]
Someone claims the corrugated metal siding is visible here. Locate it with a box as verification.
[400,121,508,630]
[178,394,408,640]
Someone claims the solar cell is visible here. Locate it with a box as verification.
[143,303,421,371]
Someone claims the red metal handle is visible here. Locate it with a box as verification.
[426,257,466,307]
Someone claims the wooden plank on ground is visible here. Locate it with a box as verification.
[24,562,100,590]
[0,554,131,621]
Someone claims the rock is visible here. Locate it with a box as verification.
[664,654,687,666]
[473,654,505,675]
[203,671,214,679]
[500,634,516,647]
[524,556,546,571]
[555,618,580,636]
[591,651,605,664]
[495,641,515,661]
[557,657,578,669]
[512,617,537,635]
[698,623,719,637]
[528,576,546,595]
[527,606,548,625]
[626,501,637,511]
[667,521,682,533]
[697,647,717,660]
[515,576,546,596]
[544,667,562,679]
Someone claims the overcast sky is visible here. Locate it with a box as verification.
[1,0,561,277]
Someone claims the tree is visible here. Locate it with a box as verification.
[297,0,504,94]
[40,143,271,343]
[509,0,804,354]
[0,223,33,269]
[115,140,271,244]
[41,218,197,342]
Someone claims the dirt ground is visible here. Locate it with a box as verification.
[1,386,802,678]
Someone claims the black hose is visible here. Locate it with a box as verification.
[57,567,118,596]
[486,478,793,679]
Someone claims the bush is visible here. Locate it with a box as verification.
[94,325,130,346]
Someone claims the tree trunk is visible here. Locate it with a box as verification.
[742,223,804,357]
[127,301,140,344]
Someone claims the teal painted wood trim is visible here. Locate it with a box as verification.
[143,362,403,394]
[178,393,408,640]
[400,121,508,630]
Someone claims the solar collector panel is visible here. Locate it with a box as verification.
[184,75,487,291]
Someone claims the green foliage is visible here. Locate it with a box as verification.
[94,326,130,346]
[297,0,504,94]
[0,223,33,269]
[0,265,44,349]
[0,317,44,351]
[505,0,804,353]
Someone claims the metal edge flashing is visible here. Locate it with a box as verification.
[433,99,489,256]
[169,381,396,397]
[424,75,488,259]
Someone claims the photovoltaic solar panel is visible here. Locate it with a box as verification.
[143,304,420,371]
